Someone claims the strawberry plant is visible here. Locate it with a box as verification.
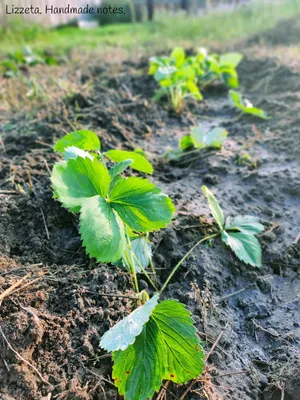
[100,293,205,400]
[164,125,228,161]
[149,47,202,113]
[202,186,264,267]
[149,47,243,112]
[51,130,175,290]
[229,90,269,120]
[197,49,243,90]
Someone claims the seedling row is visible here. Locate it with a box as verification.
[49,47,270,400]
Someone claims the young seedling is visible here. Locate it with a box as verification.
[229,90,269,120]
[1,45,57,78]
[149,47,202,113]
[165,125,228,162]
[197,50,243,90]
[100,293,205,400]
[202,186,264,267]
[51,130,175,291]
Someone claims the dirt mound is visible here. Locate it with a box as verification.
[245,17,300,46]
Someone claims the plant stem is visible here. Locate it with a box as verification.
[124,228,139,293]
[168,148,201,161]
[131,250,159,292]
[160,233,219,294]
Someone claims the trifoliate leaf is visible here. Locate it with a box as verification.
[191,126,227,149]
[79,196,125,263]
[111,299,204,400]
[106,150,153,175]
[219,52,243,68]
[54,130,100,152]
[100,294,159,352]
[202,186,224,231]
[51,157,110,212]
[110,177,175,232]
[221,230,262,267]
[63,146,94,161]
[225,215,264,234]
[109,160,133,180]
[120,237,152,273]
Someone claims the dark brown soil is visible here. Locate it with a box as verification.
[0,18,300,400]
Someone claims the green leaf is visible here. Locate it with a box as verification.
[219,52,243,68]
[79,196,125,263]
[101,294,159,352]
[110,177,175,233]
[109,160,133,180]
[51,156,110,211]
[229,89,243,110]
[121,237,152,273]
[220,67,239,89]
[106,150,153,175]
[112,316,163,400]
[185,80,203,100]
[152,300,204,383]
[111,299,204,400]
[243,104,269,120]
[179,134,194,150]
[191,126,228,149]
[205,127,228,148]
[229,90,269,120]
[191,126,206,149]
[171,47,185,68]
[54,130,100,152]
[225,215,264,235]
[63,146,94,161]
[221,230,262,267]
[202,186,224,231]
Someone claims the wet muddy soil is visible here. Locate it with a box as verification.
[0,18,300,400]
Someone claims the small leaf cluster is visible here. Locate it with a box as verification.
[180,125,228,150]
[164,124,228,161]
[1,45,58,78]
[100,293,205,400]
[229,89,269,120]
[50,130,175,263]
[202,186,264,267]
[149,47,243,112]
[149,47,202,113]
[196,48,243,89]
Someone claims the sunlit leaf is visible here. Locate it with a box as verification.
[106,150,153,174]
[101,294,159,352]
[111,299,204,400]
[79,196,125,263]
[110,177,175,232]
[54,130,100,152]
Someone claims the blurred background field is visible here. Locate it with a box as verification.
[1,0,300,58]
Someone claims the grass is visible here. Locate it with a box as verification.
[0,0,300,58]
